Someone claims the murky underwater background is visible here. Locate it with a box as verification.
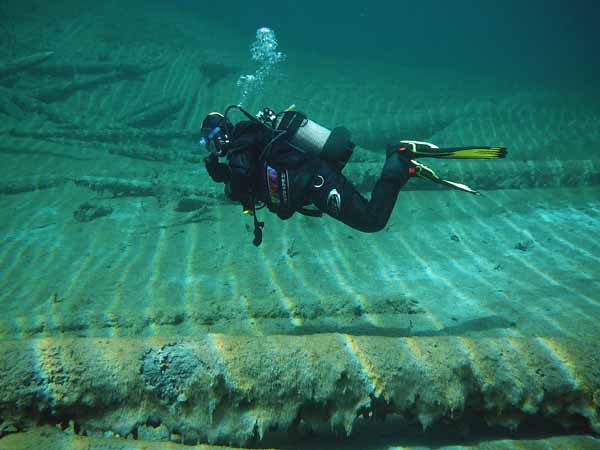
[0,1,599,449]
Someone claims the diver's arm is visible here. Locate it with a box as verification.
[225,149,256,207]
[204,153,230,183]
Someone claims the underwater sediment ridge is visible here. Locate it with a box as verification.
[0,334,599,448]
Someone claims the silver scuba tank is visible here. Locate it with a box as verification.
[273,110,354,171]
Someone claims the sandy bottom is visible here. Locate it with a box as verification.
[0,183,599,342]
[0,1,599,448]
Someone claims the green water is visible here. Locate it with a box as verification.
[0,1,599,449]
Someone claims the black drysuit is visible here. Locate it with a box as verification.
[204,120,412,234]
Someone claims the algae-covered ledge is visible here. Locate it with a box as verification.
[0,335,598,446]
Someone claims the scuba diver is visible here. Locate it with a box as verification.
[200,105,507,246]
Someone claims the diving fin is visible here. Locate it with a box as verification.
[398,140,507,160]
[410,160,480,195]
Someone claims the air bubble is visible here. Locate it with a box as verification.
[237,27,286,106]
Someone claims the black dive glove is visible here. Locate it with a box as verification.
[204,153,230,183]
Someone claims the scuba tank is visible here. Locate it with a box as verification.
[271,109,354,171]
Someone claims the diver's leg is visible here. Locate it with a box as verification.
[309,154,411,232]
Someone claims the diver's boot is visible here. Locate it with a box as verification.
[386,143,423,178]
[387,142,447,178]
[381,148,413,185]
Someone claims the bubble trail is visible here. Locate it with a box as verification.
[237,27,286,106]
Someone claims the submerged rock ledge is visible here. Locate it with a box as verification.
[0,335,598,446]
